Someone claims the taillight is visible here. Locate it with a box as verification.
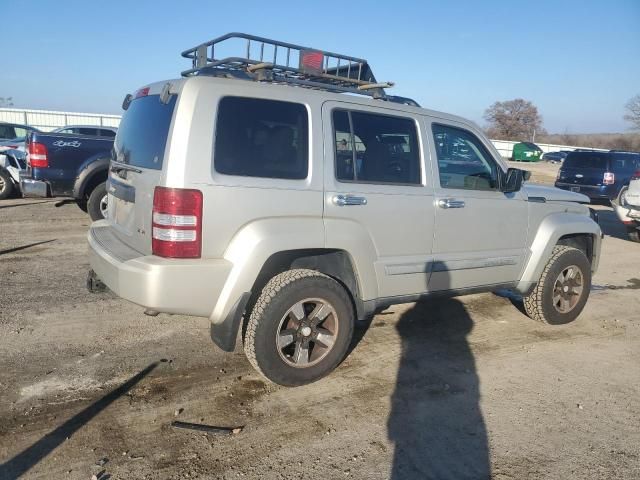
[603,172,615,185]
[152,187,203,258]
[28,142,48,168]
[135,87,150,98]
[631,170,640,180]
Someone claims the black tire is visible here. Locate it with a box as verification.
[86,182,108,221]
[76,199,88,213]
[523,246,592,325]
[617,186,629,206]
[244,269,355,386]
[627,227,640,243]
[0,169,15,200]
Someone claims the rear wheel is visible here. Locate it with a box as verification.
[627,227,640,243]
[0,169,15,200]
[244,269,355,386]
[523,246,591,325]
[87,182,108,221]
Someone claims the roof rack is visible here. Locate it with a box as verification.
[181,33,417,105]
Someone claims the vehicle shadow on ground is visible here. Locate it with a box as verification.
[387,297,490,480]
[596,207,632,241]
[0,239,57,256]
[0,200,55,210]
[0,361,161,478]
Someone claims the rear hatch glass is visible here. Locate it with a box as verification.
[559,152,609,186]
[113,95,176,170]
[109,94,177,254]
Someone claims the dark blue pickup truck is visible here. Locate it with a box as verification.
[20,130,114,220]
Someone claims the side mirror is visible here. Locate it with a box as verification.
[503,168,525,193]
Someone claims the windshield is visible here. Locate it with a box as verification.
[113,94,176,170]
[563,152,608,170]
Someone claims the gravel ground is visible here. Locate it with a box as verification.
[1,171,639,479]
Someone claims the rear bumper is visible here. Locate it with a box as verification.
[19,172,48,197]
[88,221,232,317]
[554,182,616,200]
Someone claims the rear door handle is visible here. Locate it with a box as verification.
[333,195,368,206]
[437,198,465,209]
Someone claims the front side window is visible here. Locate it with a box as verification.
[432,124,499,191]
[215,97,308,180]
[333,110,421,184]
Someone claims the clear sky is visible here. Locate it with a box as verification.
[2,0,638,133]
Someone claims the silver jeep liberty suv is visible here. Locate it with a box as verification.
[88,33,602,386]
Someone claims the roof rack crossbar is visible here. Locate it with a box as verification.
[181,32,395,99]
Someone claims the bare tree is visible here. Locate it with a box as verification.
[624,94,640,130]
[483,98,544,141]
[0,97,14,108]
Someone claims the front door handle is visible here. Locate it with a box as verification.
[333,195,368,206]
[437,198,465,209]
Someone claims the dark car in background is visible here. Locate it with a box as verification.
[0,123,41,152]
[52,125,117,137]
[555,150,640,202]
[0,122,40,142]
[542,150,570,163]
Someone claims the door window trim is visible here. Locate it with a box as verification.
[331,107,423,187]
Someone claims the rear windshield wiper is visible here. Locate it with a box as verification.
[110,161,142,174]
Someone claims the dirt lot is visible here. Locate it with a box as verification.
[1,166,639,479]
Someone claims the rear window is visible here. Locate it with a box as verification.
[563,152,608,170]
[214,97,308,180]
[113,94,177,170]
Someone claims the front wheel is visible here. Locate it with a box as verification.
[86,182,108,221]
[244,269,355,386]
[523,246,592,325]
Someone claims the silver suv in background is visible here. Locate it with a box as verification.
[88,33,602,386]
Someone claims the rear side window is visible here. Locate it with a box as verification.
[214,97,308,180]
[563,153,608,170]
[100,129,117,138]
[333,109,421,184]
[113,95,177,170]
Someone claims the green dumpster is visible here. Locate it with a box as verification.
[512,142,543,162]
